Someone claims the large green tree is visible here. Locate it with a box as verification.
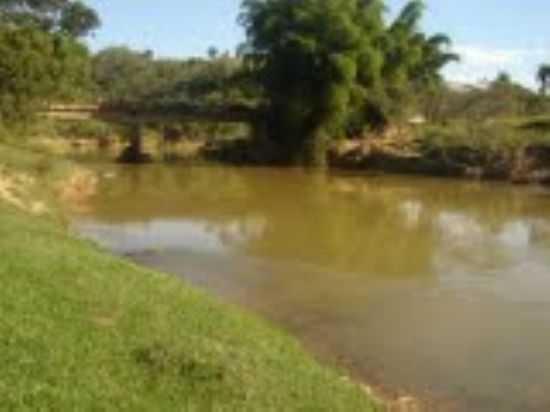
[0,0,99,123]
[382,1,458,118]
[240,0,376,165]
[93,47,251,108]
[239,0,458,166]
[0,0,100,37]
[93,47,158,104]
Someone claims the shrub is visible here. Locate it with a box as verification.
[54,119,113,140]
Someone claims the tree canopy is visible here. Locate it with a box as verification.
[92,46,255,109]
[0,0,99,123]
[0,0,100,37]
[239,0,458,165]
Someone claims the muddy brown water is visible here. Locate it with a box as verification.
[72,164,550,411]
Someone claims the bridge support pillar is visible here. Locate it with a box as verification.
[117,123,152,163]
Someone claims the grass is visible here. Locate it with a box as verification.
[0,142,377,411]
[419,118,550,155]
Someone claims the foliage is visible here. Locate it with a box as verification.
[425,72,550,124]
[0,1,98,124]
[0,26,92,123]
[54,119,113,140]
[92,47,157,103]
[422,123,517,155]
[238,0,458,165]
[56,1,100,37]
[89,1,457,166]
[92,47,256,146]
[240,0,371,164]
[93,47,254,108]
[420,119,550,158]
[382,2,458,120]
[417,72,550,165]
[0,0,100,37]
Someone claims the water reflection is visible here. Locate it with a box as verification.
[73,165,550,411]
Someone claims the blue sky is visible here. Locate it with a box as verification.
[84,0,550,87]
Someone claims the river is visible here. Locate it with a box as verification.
[72,164,550,411]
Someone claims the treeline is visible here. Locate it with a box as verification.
[91,47,255,143]
[0,0,99,123]
[2,0,550,166]
[92,47,253,108]
[424,72,550,124]
[93,0,460,165]
[0,2,251,116]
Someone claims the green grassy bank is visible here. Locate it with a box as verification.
[0,143,377,411]
[330,118,550,184]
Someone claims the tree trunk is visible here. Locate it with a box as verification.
[129,123,143,155]
[118,123,151,163]
[296,129,328,168]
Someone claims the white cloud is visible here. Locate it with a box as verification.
[443,44,548,88]
[454,45,534,65]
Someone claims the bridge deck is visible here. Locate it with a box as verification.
[45,103,260,124]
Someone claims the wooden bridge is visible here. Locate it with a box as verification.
[44,102,261,124]
[44,102,264,162]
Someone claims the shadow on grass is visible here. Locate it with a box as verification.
[134,343,225,382]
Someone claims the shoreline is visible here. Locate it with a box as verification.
[0,142,380,411]
[115,245,428,412]
[193,134,550,187]
[6,138,545,411]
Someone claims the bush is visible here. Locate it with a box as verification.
[420,121,550,157]
[54,119,113,140]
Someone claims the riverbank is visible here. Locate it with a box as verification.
[202,119,550,185]
[0,142,377,411]
[25,116,550,186]
[330,121,550,184]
